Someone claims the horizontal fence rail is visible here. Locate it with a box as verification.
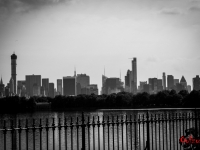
[1,110,200,150]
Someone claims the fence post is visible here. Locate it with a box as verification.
[195,108,198,137]
[82,112,86,150]
[146,111,150,150]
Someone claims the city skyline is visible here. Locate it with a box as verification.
[0,0,200,90]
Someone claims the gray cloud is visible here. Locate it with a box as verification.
[189,6,200,12]
[160,7,182,15]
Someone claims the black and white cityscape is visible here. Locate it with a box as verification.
[0,0,200,150]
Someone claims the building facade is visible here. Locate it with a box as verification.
[180,76,187,90]
[0,77,5,97]
[63,76,76,96]
[167,75,174,90]
[25,75,41,97]
[49,83,54,98]
[42,78,49,96]
[57,79,62,95]
[11,53,17,94]
[17,80,26,96]
[162,72,166,90]
[193,75,200,91]
[131,58,137,94]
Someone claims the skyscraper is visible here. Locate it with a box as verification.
[131,58,137,94]
[125,70,131,92]
[63,76,76,96]
[167,75,174,90]
[17,80,26,96]
[9,77,14,95]
[162,72,166,90]
[42,78,49,96]
[76,74,90,94]
[193,75,200,91]
[49,83,54,98]
[11,53,17,94]
[0,77,5,97]
[57,79,62,95]
[180,76,187,90]
[26,75,41,97]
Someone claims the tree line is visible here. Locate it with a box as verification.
[0,90,200,113]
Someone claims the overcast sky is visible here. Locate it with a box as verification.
[0,0,200,92]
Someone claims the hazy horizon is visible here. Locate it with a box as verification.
[0,0,200,91]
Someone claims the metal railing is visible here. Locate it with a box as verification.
[0,110,200,150]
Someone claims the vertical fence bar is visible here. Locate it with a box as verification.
[18,119,22,150]
[154,114,157,150]
[107,116,110,150]
[138,114,141,150]
[165,113,168,150]
[176,113,178,150]
[121,115,124,150]
[195,108,198,137]
[64,117,68,150]
[179,113,182,150]
[97,116,100,150]
[117,116,119,150]
[102,116,105,150]
[33,119,36,150]
[39,119,42,150]
[26,119,29,150]
[76,117,79,150]
[162,114,164,150]
[151,114,153,150]
[3,120,7,150]
[158,114,161,150]
[142,114,145,150]
[87,116,91,150]
[52,118,55,150]
[169,113,171,150]
[134,114,136,150]
[71,117,73,150]
[172,113,175,150]
[112,116,115,150]
[11,120,14,150]
[93,116,95,150]
[46,118,49,150]
[125,115,128,150]
[58,118,62,150]
[146,111,150,150]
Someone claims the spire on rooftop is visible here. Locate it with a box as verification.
[0,76,3,84]
[180,76,186,83]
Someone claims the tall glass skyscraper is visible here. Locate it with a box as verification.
[131,58,137,94]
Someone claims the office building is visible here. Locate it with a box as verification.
[57,79,62,95]
[63,76,76,96]
[9,77,14,95]
[167,75,174,90]
[149,78,158,93]
[174,79,179,85]
[105,77,123,95]
[11,53,17,94]
[0,77,5,97]
[87,84,98,95]
[26,75,41,97]
[101,75,108,94]
[125,70,131,92]
[131,58,137,94]
[180,76,187,90]
[76,74,90,95]
[143,84,150,93]
[162,72,166,90]
[49,83,54,98]
[157,79,163,92]
[42,78,49,96]
[187,85,191,93]
[193,75,200,91]
[17,80,26,96]
[138,81,147,92]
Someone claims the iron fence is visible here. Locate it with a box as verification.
[0,109,200,150]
